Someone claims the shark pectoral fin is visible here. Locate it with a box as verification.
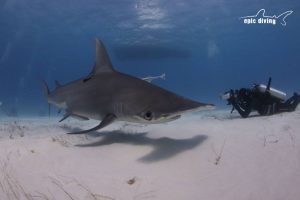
[59,113,89,122]
[71,114,89,121]
[59,113,71,122]
[67,114,116,134]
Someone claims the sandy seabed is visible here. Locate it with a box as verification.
[0,109,300,200]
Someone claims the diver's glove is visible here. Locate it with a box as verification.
[221,90,235,105]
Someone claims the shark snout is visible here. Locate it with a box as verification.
[153,98,215,123]
[156,101,214,123]
[173,97,215,115]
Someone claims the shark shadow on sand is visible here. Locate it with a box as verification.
[64,126,208,163]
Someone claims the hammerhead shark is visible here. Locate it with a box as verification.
[42,38,214,134]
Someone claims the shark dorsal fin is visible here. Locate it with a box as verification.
[91,38,115,75]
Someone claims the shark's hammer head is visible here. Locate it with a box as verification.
[113,79,215,124]
[129,95,214,124]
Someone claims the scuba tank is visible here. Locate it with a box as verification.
[255,78,286,101]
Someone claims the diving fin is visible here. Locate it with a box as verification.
[231,106,235,113]
[67,114,116,134]
[266,77,272,92]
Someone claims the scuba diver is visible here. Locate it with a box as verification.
[221,78,300,118]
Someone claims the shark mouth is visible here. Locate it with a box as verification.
[166,103,215,116]
[157,114,182,123]
[160,104,215,121]
[130,114,181,124]
[132,103,215,124]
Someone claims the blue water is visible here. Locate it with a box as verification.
[0,0,299,116]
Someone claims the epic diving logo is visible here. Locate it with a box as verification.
[240,9,293,26]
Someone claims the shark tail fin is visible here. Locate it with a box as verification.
[41,80,51,117]
[41,80,50,97]
[55,80,62,88]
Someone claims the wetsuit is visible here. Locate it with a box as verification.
[227,88,300,118]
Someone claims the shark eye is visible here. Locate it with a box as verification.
[144,111,153,121]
